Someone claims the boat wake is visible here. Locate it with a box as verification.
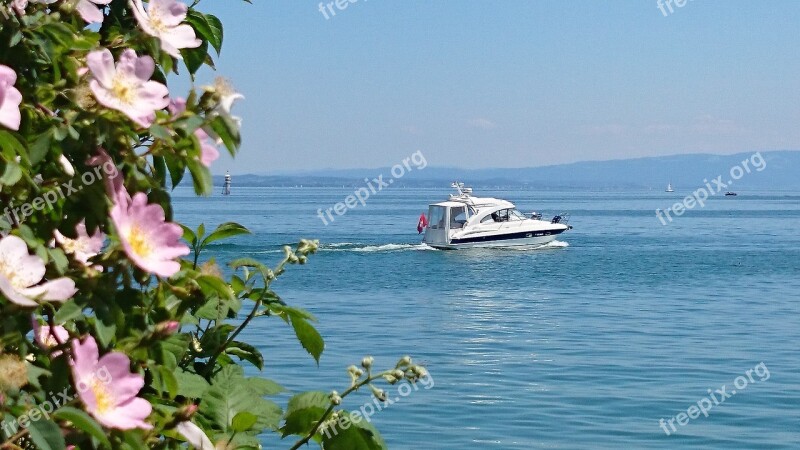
[318,240,569,253]
[319,243,437,253]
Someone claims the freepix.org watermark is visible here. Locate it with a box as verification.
[1,365,114,436]
[2,160,117,227]
[316,150,427,226]
[657,0,696,17]
[655,152,766,225]
[321,373,434,439]
[658,362,770,436]
[317,0,366,20]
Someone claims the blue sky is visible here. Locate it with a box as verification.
[181,1,800,174]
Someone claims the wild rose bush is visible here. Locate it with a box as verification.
[0,1,427,449]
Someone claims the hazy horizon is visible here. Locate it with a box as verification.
[177,1,800,174]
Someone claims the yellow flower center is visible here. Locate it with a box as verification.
[111,75,136,105]
[61,237,81,255]
[127,226,152,258]
[0,259,26,289]
[149,14,167,34]
[89,378,114,414]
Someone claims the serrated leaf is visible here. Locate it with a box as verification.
[205,14,224,54]
[201,366,283,432]
[321,415,387,450]
[174,369,211,398]
[246,377,285,396]
[231,411,258,432]
[290,316,324,364]
[281,391,329,437]
[225,341,264,370]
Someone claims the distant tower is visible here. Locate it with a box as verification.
[222,171,231,195]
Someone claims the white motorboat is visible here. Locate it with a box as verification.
[422,183,571,249]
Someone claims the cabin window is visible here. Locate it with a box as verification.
[450,206,467,229]
[428,206,446,230]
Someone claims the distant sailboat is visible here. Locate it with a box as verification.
[665,182,674,193]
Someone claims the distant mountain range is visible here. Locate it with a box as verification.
[213,150,800,190]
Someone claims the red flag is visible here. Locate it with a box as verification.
[417,213,428,234]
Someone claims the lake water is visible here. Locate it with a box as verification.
[174,186,800,449]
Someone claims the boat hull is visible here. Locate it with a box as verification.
[428,227,566,250]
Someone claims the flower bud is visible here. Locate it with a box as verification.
[155,321,180,337]
[382,374,397,385]
[361,356,374,370]
[329,390,342,405]
[369,385,387,402]
[396,355,412,368]
[175,403,199,421]
[391,369,405,380]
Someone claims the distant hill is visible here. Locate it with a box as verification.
[213,150,800,190]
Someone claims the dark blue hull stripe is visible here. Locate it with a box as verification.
[450,228,566,244]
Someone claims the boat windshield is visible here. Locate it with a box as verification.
[481,208,527,223]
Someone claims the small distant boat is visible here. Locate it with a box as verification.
[725,192,738,196]
[665,182,674,193]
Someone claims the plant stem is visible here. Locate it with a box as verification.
[288,371,390,450]
[0,428,29,450]
[203,297,262,378]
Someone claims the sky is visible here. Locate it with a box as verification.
[180,1,800,174]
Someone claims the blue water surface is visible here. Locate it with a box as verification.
[173,186,800,449]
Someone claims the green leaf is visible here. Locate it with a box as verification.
[164,152,186,189]
[231,411,258,432]
[180,223,197,247]
[225,341,264,370]
[290,316,324,364]
[151,365,179,398]
[187,156,212,196]
[281,391,329,437]
[27,419,66,450]
[196,275,235,302]
[205,14,224,54]
[208,114,240,156]
[246,377,285,396]
[321,415,388,450]
[28,132,53,164]
[200,366,283,433]
[200,222,250,248]
[182,40,209,75]
[93,312,117,347]
[53,406,112,449]
[0,160,22,186]
[54,299,83,323]
[174,369,211,398]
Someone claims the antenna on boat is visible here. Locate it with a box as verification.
[451,181,472,196]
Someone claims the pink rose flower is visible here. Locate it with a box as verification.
[32,318,69,356]
[130,0,201,59]
[87,49,169,127]
[0,65,22,131]
[110,188,189,277]
[0,235,77,307]
[76,0,111,24]
[54,221,105,267]
[70,335,152,430]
